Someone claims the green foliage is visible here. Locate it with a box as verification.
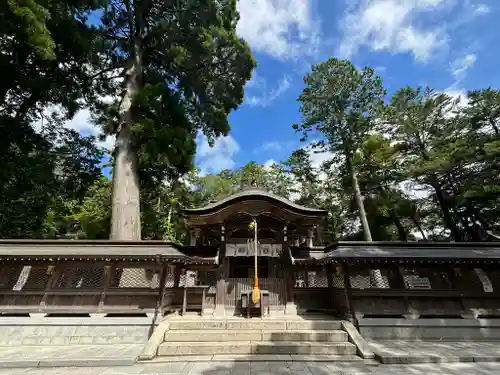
[6,0,55,60]
[294,58,385,155]
[68,178,112,239]
[94,0,256,185]
[0,2,499,246]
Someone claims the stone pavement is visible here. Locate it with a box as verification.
[2,361,500,375]
[0,344,143,367]
[368,340,500,364]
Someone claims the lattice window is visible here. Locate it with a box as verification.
[178,270,217,287]
[294,270,307,288]
[18,266,52,290]
[112,267,160,288]
[350,269,390,289]
[0,266,22,289]
[165,265,175,288]
[400,267,453,290]
[308,270,328,288]
[179,270,195,287]
[294,269,328,288]
[55,266,105,289]
[197,270,217,286]
[329,265,345,288]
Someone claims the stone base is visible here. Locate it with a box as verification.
[213,305,226,317]
[284,303,298,316]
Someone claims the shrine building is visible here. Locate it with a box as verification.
[1,187,500,362]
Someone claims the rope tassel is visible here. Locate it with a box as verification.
[249,219,260,304]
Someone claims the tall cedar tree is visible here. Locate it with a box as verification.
[93,0,255,240]
[293,59,385,241]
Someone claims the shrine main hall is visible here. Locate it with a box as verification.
[1,187,500,364]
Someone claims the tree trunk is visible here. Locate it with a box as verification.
[346,153,384,287]
[432,184,463,241]
[389,209,408,241]
[377,186,408,241]
[110,37,142,241]
[346,155,372,241]
[412,217,427,241]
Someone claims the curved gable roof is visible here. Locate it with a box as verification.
[184,188,328,216]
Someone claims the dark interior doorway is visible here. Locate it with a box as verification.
[229,257,269,278]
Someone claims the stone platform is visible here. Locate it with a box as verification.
[0,315,153,368]
[369,340,500,364]
[0,344,142,368]
[141,315,369,361]
[4,361,500,375]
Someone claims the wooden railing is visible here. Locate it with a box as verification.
[0,260,213,316]
[1,259,500,320]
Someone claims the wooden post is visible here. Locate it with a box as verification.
[326,263,334,311]
[213,259,226,316]
[201,287,206,317]
[182,268,187,316]
[174,265,181,288]
[157,262,169,317]
[342,263,357,326]
[284,264,297,315]
[98,263,114,312]
[39,263,60,311]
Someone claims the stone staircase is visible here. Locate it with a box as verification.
[156,319,360,359]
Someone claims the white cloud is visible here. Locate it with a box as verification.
[473,3,490,14]
[443,88,469,109]
[236,0,320,60]
[450,53,477,82]
[444,53,477,108]
[301,143,335,183]
[339,0,450,62]
[196,132,240,175]
[245,71,266,89]
[33,106,115,152]
[62,108,115,151]
[307,148,334,170]
[246,75,291,107]
[263,159,277,170]
[254,140,297,154]
[259,141,283,152]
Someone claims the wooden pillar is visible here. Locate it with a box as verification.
[326,263,334,311]
[98,263,114,312]
[181,267,187,316]
[213,258,226,316]
[39,263,60,311]
[342,263,357,325]
[307,227,314,248]
[174,265,181,288]
[157,262,169,317]
[284,264,297,315]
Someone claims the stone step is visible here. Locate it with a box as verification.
[164,329,348,342]
[167,320,342,331]
[157,341,357,356]
[286,321,343,330]
[148,354,364,362]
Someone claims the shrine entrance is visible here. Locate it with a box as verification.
[223,243,287,316]
[182,187,329,317]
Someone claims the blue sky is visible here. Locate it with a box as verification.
[57,0,499,177]
[195,0,499,175]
